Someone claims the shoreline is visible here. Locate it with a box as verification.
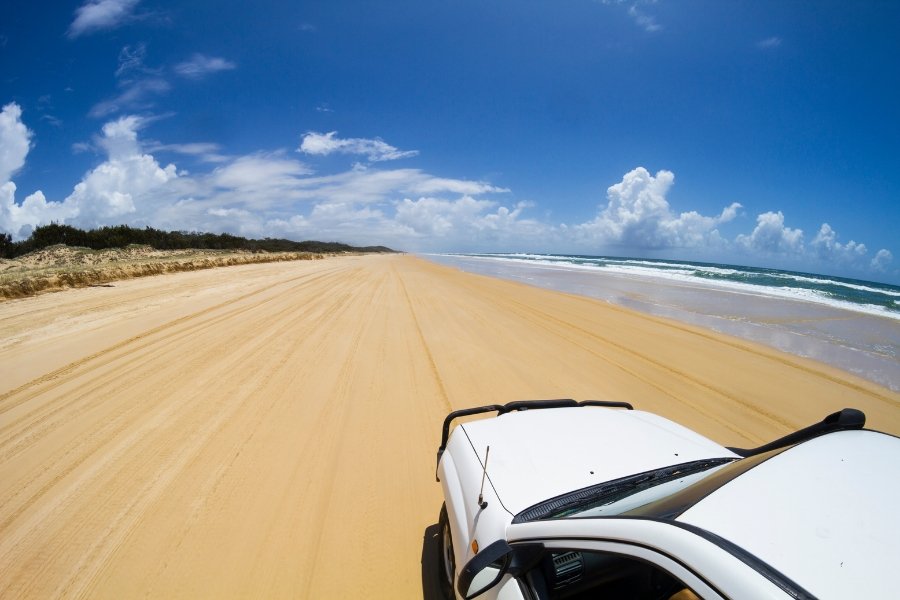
[425,254,900,392]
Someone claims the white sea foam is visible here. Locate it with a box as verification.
[471,254,900,297]
[439,253,900,321]
[428,253,900,390]
[766,272,900,298]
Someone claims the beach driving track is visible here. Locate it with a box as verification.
[1,254,897,598]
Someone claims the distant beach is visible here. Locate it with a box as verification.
[427,253,900,391]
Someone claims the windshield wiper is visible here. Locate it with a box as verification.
[511,458,736,523]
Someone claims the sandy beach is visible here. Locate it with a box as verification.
[1,253,897,598]
[428,254,900,391]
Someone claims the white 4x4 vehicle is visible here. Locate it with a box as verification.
[435,400,899,600]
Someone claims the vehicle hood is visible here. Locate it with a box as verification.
[678,429,900,599]
[457,407,737,518]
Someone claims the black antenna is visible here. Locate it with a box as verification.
[477,446,490,509]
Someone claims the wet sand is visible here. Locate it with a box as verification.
[427,254,900,391]
[1,254,897,598]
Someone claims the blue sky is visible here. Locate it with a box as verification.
[1,0,898,282]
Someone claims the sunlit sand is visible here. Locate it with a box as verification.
[1,254,897,598]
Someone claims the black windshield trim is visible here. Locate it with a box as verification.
[511,458,736,524]
[621,445,791,520]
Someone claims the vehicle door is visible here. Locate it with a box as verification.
[458,518,790,599]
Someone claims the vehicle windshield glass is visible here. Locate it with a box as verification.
[560,461,733,518]
[545,459,735,520]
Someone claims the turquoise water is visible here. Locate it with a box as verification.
[426,253,900,391]
[460,254,900,320]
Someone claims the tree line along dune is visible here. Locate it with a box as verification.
[0,224,396,300]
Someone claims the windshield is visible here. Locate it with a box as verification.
[513,458,736,523]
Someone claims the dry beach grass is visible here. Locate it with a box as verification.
[0,244,323,300]
[0,254,897,598]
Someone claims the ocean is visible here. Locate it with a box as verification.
[425,253,900,391]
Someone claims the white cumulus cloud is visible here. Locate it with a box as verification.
[1,111,176,237]
[735,211,804,255]
[1,103,41,238]
[66,118,177,226]
[0,103,32,183]
[68,0,140,39]
[871,249,893,272]
[389,196,546,253]
[299,131,418,162]
[811,223,866,262]
[574,167,740,250]
[395,196,499,237]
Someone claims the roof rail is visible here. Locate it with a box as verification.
[726,408,866,458]
[436,399,634,480]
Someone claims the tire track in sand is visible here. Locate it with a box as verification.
[1,255,896,599]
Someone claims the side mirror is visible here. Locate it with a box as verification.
[457,540,513,599]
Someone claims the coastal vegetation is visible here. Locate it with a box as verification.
[0,224,395,300]
[0,224,394,259]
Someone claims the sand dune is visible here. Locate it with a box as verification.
[0,254,897,598]
[0,245,325,300]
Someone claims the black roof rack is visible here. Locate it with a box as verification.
[436,399,633,480]
[726,408,866,458]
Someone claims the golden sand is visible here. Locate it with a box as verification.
[0,254,897,598]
